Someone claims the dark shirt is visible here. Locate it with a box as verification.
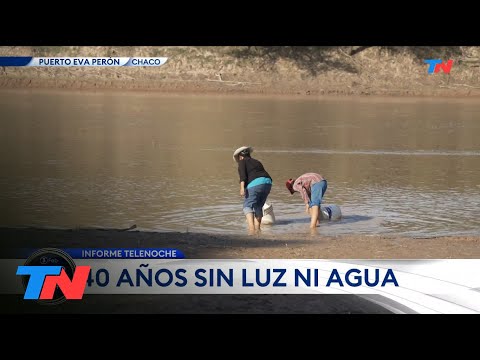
[237,157,272,186]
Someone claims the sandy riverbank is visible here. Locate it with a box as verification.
[2,46,480,97]
[3,77,480,98]
[1,227,479,259]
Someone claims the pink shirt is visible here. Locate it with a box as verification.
[292,173,325,204]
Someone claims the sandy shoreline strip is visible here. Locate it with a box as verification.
[2,77,480,98]
[1,227,479,259]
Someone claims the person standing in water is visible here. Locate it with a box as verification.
[233,146,272,234]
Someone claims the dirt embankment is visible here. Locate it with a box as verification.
[1,46,480,97]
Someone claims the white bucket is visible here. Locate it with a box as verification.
[262,203,276,225]
[320,204,342,221]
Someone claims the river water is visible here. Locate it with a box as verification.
[1,89,480,237]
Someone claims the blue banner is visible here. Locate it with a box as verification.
[0,57,33,66]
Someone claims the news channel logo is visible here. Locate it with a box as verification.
[16,248,89,305]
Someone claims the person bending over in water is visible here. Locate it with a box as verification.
[286,172,327,229]
[233,146,272,234]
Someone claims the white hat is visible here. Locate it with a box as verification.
[233,146,253,162]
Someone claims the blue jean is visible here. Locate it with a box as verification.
[309,180,327,208]
[243,183,272,218]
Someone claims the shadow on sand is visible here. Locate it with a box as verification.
[0,215,374,254]
[0,214,373,257]
[0,226,318,259]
